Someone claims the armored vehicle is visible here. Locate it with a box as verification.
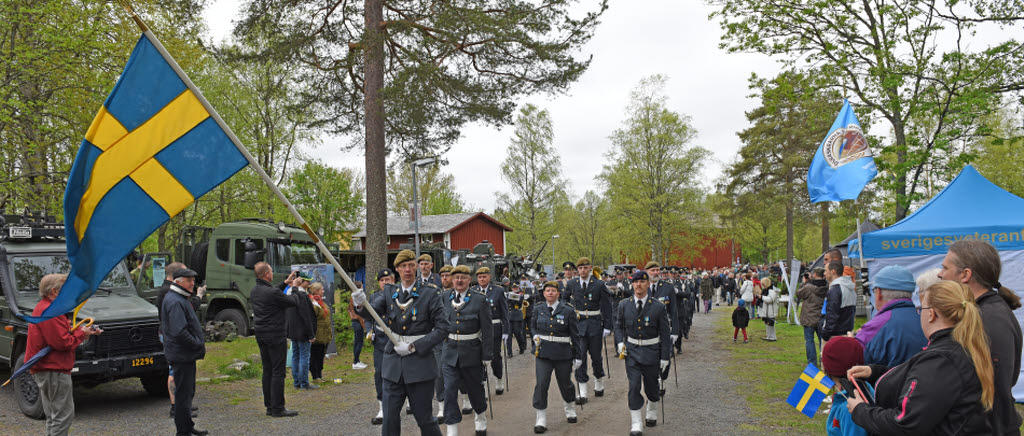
[0,212,167,418]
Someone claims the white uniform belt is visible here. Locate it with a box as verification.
[627,337,660,346]
[536,335,571,344]
[448,332,481,341]
[492,319,502,324]
[396,334,426,343]
[576,310,601,316]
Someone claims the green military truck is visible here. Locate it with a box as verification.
[0,212,167,418]
[134,218,447,336]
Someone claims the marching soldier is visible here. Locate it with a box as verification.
[531,281,581,434]
[644,262,679,393]
[352,250,449,436]
[565,257,613,403]
[672,267,693,345]
[440,265,492,436]
[558,261,574,300]
[419,254,444,288]
[613,270,671,436]
[505,283,528,355]
[435,265,455,419]
[471,267,510,394]
[365,269,395,425]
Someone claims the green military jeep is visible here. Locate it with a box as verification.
[0,212,167,418]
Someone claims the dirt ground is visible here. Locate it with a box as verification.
[0,308,756,435]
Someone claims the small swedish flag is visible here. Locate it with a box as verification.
[786,363,835,418]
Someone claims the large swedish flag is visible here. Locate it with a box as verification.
[25,34,249,322]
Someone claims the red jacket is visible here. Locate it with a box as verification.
[25,297,87,374]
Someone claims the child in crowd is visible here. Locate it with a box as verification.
[821,336,871,436]
[732,299,750,343]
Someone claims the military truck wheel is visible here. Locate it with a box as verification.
[13,352,45,420]
[140,369,169,397]
[191,241,209,283]
[214,308,249,336]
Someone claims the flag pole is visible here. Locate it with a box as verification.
[115,2,400,345]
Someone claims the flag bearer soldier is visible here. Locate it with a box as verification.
[471,267,510,394]
[614,270,671,436]
[565,257,613,403]
[434,265,456,419]
[419,254,444,288]
[439,265,492,436]
[506,283,528,355]
[352,250,449,436]
[366,269,395,425]
[645,262,679,393]
[531,281,582,434]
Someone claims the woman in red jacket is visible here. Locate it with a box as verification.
[26,273,102,436]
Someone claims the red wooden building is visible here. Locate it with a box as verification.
[352,212,512,254]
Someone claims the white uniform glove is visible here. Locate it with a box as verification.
[502,334,509,341]
[671,334,678,342]
[366,332,374,341]
[617,343,625,355]
[572,359,582,370]
[534,336,542,345]
[602,329,611,338]
[351,289,367,306]
[660,360,669,370]
[395,342,413,356]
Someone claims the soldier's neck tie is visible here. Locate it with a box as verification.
[548,306,554,316]
[637,299,643,313]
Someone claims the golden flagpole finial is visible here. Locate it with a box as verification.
[113,0,148,32]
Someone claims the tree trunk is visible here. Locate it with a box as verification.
[364,0,387,291]
[820,202,830,252]
[893,121,909,219]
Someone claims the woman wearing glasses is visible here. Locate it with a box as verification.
[844,280,994,435]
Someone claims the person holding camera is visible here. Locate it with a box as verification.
[251,265,299,417]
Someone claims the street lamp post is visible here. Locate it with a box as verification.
[410,157,437,258]
[551,234,560,274]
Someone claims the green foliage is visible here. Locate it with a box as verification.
[286,160,365,243]
[712,0,1024,219]
[495,104,569,257]
[332,297,356,349]
[599,75,713,264]
[387,163,468,216]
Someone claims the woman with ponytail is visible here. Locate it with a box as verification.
[845,281,993,435]
[940,240,1023,435]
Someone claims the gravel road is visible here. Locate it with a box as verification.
[0,308,755,435]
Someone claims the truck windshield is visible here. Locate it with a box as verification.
[268,242,324,273]
[10,255,132,293]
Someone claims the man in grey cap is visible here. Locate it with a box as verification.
[854,265,928,367]
[161,268,208,436]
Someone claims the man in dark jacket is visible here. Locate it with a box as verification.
[614,270,672,433]
[251,264,299,417]
[286,273,317,390]
[819,261,856,341]
[439,265,493,435]
[796,268,828,366]
[161,268,208,436]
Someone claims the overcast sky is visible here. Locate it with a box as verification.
[203,0,781,212]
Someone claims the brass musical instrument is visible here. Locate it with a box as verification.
[521,298,530,317]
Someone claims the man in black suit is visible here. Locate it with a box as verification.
[564,257,613,403]
[439,265,493,436]
[251,264,300,417]
[352,250,449,436]
[614,270,671,436]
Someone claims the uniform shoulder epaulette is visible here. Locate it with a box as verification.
[472,289,487,296]
[563,301,577,311]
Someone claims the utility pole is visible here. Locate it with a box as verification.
[410,157,437,258]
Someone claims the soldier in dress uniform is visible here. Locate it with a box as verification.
[366,269,395,426]
[613,270,671,436]
[531,281,581,434]
[557,261,575,300]
[505,282,528,356]
[352,250,449,436]
[671,267,693,345]
[439,265,492,436]
[435,265,455,420]
[644,262,679,394]
[419,254,444,288]
[564,257,613,403]
[471,267,510,395]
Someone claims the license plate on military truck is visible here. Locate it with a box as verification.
[8,227,31,238]
[132,357,154,367]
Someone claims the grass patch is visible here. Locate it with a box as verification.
[197,335,377,386]
[713,305,866,434]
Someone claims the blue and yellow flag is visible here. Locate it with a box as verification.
[786,363,835,418]
[25,33,248,322]
[807,99,878,203]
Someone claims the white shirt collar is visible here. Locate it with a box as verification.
[402,283,414,293]
[634,294,648,305]
[547,301,559,311]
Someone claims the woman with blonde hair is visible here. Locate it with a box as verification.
[845,280,994,434]
[308,282,333,382]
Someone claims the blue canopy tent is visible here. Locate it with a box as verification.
[849,165,1024,401]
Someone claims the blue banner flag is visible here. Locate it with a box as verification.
[807,99,877,203]
[786,363,836,418]
[24,34,249,323]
